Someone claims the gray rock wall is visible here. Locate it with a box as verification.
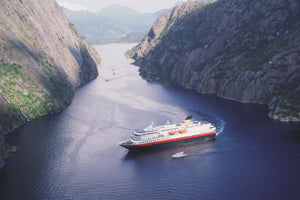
[0,0,101,168]
[131,0,300,122]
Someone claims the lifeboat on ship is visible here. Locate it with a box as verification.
[169,130,177,135]
[178,128,187,133]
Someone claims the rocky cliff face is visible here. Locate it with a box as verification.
[130,0,300,122]
[0,0,101,167]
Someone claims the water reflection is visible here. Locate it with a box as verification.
[123,139,217,161]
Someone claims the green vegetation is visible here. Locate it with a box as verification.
[16,12,27,23]
[0,103,25,132]
[0,21,9,30]
[0,61,72,124]
[5,40,39,62]
[239,36,289,71]
[125,45,138,58]
[141,63,175,85]
[68,23,81,38]
[154,17,180,43]
[269,91,300,119]
[18,26,37,46]
[0,62,70,130]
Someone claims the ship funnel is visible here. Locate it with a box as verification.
[185,115,192,120]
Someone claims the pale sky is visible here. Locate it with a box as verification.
[57,0,188,13]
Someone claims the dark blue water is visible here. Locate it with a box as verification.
[1,43,300,200]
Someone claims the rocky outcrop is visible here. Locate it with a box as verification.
[0,0,101,168]
[130,0,300,122]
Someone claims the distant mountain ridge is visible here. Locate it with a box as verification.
[63,5,171,44]
[129,0,300,122]
[0,0,100,168]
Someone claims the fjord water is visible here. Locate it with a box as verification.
[1,43,300,200]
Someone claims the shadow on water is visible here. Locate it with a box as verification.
[123,138,217,161]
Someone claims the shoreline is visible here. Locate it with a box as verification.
[140,74,300,123]
[0,75,99,169]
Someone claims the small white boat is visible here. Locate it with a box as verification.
[172,151,187,159]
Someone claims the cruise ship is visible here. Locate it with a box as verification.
[119,116,216,151]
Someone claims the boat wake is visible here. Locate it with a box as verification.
[181,109,225,137]
[216,117,226,136]
[172,151,187,159]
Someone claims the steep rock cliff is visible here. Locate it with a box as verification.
[0,0,101,167]
[130,0,300,122]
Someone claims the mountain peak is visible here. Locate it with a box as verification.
[99,4,140,15]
